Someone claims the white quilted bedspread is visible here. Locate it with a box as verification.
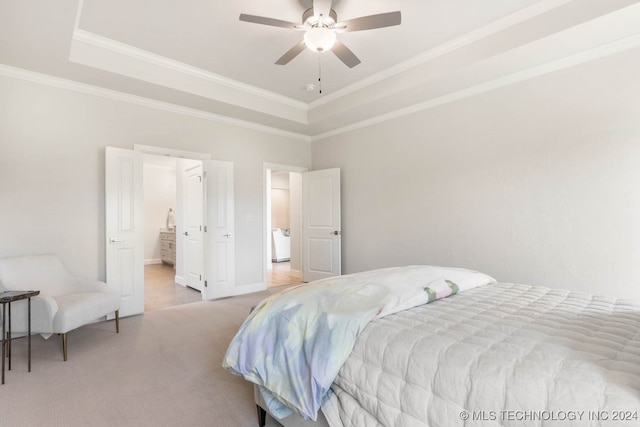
[324,283,640,427]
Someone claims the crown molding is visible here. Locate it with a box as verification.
[308,0,574,111]
[310,33,640,142]
[72,29,309,113]
[0,64,310,142]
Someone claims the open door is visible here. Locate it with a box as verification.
[302,168,341,282]
[105,147,144,316]
[202,160,236,300]
[184,163,204,291]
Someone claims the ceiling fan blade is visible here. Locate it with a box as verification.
[275,42,306,65]
[313,0,333,20]
[332,39,361,68]
[239,14,299,29]
[337,11,401,32]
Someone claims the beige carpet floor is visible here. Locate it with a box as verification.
[0,291,285,427]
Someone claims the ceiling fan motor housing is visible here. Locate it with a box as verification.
[302,8,338,27]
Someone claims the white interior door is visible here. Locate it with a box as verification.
[203,160,236,300]
[184,164,204,291]
[302,168,341,282]
[105,147,144,316]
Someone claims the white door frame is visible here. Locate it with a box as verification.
[135,145,212,162]
[263,163,307,286]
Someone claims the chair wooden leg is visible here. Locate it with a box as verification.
[115,310,120,333]
[61,333,68,361]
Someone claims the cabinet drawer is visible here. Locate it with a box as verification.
[160,232,176,242]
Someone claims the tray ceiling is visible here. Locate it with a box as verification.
[1,0,639,140]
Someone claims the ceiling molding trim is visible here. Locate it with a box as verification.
[310,34,640,142]
[0,64,310,142]
[72,29,309,112]
[73,0,85,32]
[309,0,574,110]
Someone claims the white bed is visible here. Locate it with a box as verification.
[227,268,640,427]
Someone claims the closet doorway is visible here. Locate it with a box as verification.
[142,154,201,311]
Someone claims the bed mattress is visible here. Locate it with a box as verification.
[324,283,640,426]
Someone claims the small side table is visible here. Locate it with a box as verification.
[1,290,40,384]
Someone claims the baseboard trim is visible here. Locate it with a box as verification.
[144,258,162,265]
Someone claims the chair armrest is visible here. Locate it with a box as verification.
[31,295,58,333]
[33,294,58,312]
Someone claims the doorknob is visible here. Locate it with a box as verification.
[224,233,232,237]
[332,230,342,236]
[183,231,189,236]
[109,237,124,244]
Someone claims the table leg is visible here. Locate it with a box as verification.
[7,302,11,371]
[28,297,31,372]
[1,302,5,384]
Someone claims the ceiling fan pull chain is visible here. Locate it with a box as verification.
[318,56,323,94]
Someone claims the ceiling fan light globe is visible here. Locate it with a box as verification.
[304,27,336,52]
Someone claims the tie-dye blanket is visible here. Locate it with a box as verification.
[222,265,496,421]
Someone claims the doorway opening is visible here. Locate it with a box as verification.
[265,165,305,289]
[142,154,201,311]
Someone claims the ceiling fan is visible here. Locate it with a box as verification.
[239,0,401,68]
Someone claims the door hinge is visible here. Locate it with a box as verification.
[204,280,208,288]
[200,274,202,280]
[199,175,202,182]
[200,225,202,231]
[204,225,207,232]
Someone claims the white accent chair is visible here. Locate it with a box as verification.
[271,228,291,262]
[0,254,121,361]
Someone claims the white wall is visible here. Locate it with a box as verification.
[4,48,639,300]
[312,50,640,300]
[0,74,311,288]
[143,156,177,263]
[271,171,290,229]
